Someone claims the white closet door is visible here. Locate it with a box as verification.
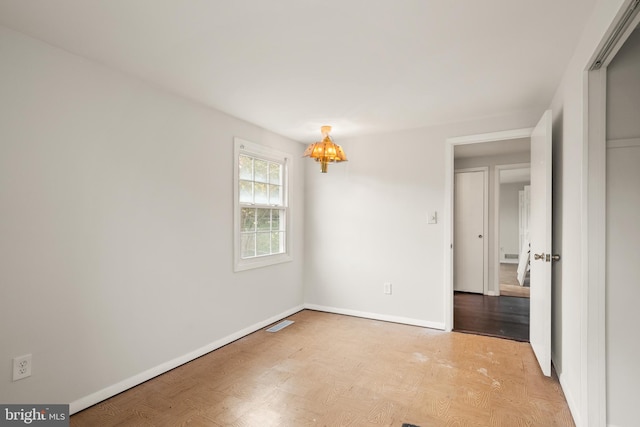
[454,170,486,294]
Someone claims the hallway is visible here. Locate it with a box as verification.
[454,292,530,341]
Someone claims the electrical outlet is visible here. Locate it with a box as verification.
[384,282,392,295]
[13,354,32,381]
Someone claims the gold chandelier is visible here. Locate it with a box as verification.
[303,125,348,173]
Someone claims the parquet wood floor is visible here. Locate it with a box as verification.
[71,310,574,426]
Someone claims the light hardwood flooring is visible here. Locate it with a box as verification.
[71,310,573,426]
[500,263,530,298]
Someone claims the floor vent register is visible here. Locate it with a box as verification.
[266,320,294,332]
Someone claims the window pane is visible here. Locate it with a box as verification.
[239,155,253,180]
[256,232,271,256]
[271,231,283,253]
[241,208,255,232]
[269,185,281,205]
[241,233,256,258]
[271,209,281,231]
[269,163,281,185]
[239,180,253,203]
[254,159,268,183]
[254,182,268,204]
[256,209,271,231]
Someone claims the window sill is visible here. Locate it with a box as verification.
[234,253,293,272]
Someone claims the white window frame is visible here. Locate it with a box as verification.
[233,137,292,272]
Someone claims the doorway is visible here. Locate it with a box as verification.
[444,113,554,376]
[583,3,640,423]
[602,22,640,427]
[450,139,531,341]
[497,166,531,298]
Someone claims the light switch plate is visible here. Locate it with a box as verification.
[384,282,392,295]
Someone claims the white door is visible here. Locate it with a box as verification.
[529,110,552,377]
[454,170,485,293]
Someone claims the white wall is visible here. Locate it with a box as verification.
[454,152,530,294]
[547,0,626,425]
[605,24,640,427]
[304,114,538,327]
[499,182,528,262]
[0,25,305,411]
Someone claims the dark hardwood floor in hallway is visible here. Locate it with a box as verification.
[454,291,530,342]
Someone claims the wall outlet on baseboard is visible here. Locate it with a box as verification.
[384,282,392,295]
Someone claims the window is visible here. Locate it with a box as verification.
[234,138,292,271]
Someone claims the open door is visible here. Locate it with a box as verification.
[529,110,552,377]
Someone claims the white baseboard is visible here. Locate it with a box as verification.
[304,303,445,330]
[486,290,499,296]
[69,304,304,415]
[552,358,582,427]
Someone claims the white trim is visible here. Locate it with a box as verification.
[607,137,640,148]
[555,359,583,427]
[69,304,304,414]
[494,163,531,296]
[444,128,533,331]
[447,128,534,145]
[454,167,490,295]
[304,304,446,330]
[583,60,608,427]
[444,142,454,331]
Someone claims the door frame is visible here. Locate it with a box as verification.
[444,128,534,331]
[584,3,640,424]
[494,163,531,296]
[583,64,608,427]
[453,167,489,295]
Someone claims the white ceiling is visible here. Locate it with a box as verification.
[0,0,596,143]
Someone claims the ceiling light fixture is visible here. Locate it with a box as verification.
[303,125,348,173]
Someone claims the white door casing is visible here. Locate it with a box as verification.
[529,109,553,377]
[454,170,487,294]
